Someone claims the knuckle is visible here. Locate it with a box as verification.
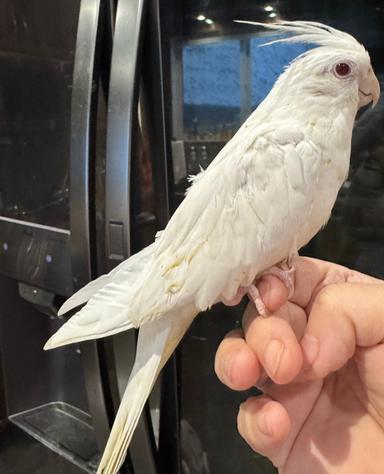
[315,285,340,313]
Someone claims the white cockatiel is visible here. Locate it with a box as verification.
[45,21,380,474]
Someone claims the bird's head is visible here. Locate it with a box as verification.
[237,21,380,112]
[285,43,380,111]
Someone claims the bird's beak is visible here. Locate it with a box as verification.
[358,69,380,108]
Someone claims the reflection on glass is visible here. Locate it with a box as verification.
[182,39,241,140]
[251,37,311,107]
[0,1,79,230]
[178,36,311,142]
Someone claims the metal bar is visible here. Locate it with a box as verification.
[144,0,171,227]
[70,0,98,283]
[69,0,111,451]
[105,0,145,269]
[105,0,159,472]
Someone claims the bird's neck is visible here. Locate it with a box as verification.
[251,77,359,184]
[254,77,359,150]
[265,76,357,120]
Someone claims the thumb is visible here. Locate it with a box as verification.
[300,282,384,380]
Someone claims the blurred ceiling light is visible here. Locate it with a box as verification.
[205,18,214,25]
[197,14,206,21]
[269,12,277,18]
[264,5,274,12]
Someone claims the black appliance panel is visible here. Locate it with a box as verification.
[0,218,72,296]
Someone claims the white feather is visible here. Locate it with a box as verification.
[234,20,366,53]
[45,243,156,349]
[97,305,196,474]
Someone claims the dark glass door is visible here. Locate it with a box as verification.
[159,1,384,473]
[0,0,80,230]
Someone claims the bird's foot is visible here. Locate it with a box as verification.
[248,263,296,317]
[247,284,268,316]
[222,261,296,317]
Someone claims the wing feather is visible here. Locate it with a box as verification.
[44,243,156,349]
[58,243,155,316]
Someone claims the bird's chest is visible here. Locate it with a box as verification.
[297,123,352,247]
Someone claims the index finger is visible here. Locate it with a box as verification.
[301,281,384,380]
[286,257,380,310]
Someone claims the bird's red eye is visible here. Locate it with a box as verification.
[335,63,351,77]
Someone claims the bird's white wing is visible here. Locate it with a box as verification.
[44,243,156,349]
[58,243,156,316]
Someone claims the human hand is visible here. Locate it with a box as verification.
[215,257,384,473]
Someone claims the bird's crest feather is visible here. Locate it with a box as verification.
[235,20,366,54]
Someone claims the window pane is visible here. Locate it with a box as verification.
[251,36,311,107]
[181,39,241,140]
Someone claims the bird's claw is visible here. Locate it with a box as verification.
[259,263,296,300]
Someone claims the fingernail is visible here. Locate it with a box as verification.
[301,334,319,370]
[264,339,285,378]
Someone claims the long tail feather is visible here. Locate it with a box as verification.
[97,305,196,474]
